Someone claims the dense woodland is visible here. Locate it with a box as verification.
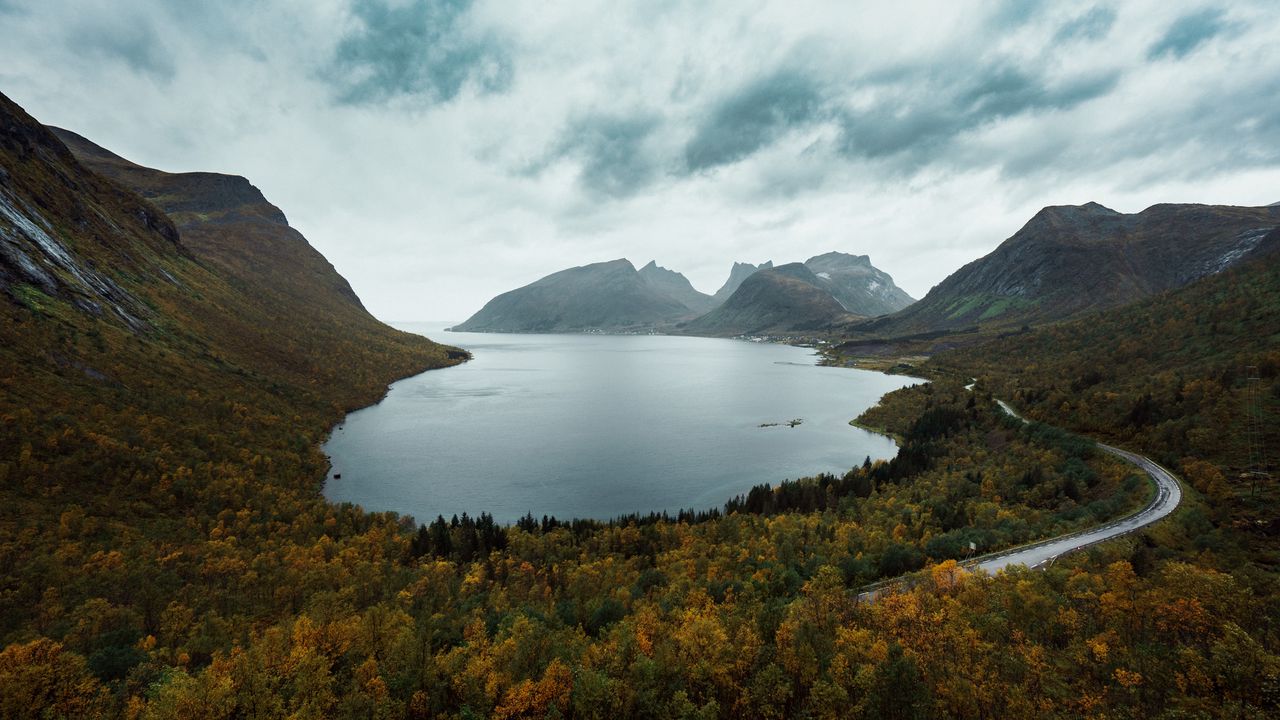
[2,92,1279,717]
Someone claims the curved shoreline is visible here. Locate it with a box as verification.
[321,328,912,525]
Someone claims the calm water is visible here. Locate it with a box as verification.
[323,323,917,524]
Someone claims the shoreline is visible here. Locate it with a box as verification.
[318,328,916,528]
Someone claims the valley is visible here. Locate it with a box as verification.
[1,64,1278,719]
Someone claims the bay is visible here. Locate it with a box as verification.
[323,322,917,524]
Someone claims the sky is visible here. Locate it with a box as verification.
[1,0,1278,321]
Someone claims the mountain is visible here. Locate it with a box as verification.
[50,127,368,310]
[712,260,773,304]
[1,91,465,662]
[803,252,915,316]
[938,224,1280,471]
[453,258,700,333]
[682,262,860,336]
[855,201,1279,337]
[637,260,714,313]
[1,117,178,332]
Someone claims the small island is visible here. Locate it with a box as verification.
[759,418,804,428]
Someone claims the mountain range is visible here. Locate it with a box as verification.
[853,201,1279,339]
[454,252,916,335]
[457,199,1278,343]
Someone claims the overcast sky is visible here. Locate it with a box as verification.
[2,1,1278,321]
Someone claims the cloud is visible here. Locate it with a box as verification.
[837,65,1120,171]
[683,70,826,171]
[986,0,1046,30]
[69,14,174,80]
[328,0,513,105]
[548,113,664,198]
[3,0,1279,321]
[1054,6,1117,42]
[1148,7,1231,59]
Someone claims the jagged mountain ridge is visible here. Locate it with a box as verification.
[682,262,862,336]
[638,260,715,313]
[713,260,773,304]
[457,253,912,336]
[803,251,915,316]
[855,201,1280,337]
[452,259,702,333]
[50,127,367,312]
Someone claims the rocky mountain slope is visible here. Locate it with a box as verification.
[682,262,860,336]
[855,201,1279,337]
[712,260,773,304]
[637,260,714,314]
[803,251,915,316]
[452,259,701,332]
[41,125,464,390]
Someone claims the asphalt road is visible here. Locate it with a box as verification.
[857,399,1184,601]
[973,401,1183,573]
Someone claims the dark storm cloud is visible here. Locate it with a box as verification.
[683,70,826,171]
[963,66,1119,118]
[1054,6,1117,42]
[1148,7,1231,59]
[548,113,663,198]
[838,65,1120,171]
[675,47,1123,179]
[328,0,512,105]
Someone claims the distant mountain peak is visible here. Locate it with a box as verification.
[598,258,635,270]
[802,252,915,316]
[713,260,774,303]
[685,263,856,336]
[855,201,1280,337]
[805,251,871,267]
[455,257,710,333]
[638,260,714,313]
[771,262,818,281]
[1080,201,1118,213]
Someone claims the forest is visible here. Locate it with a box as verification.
[4,299,1276,720]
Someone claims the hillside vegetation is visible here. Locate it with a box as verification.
[934,235,1280,557]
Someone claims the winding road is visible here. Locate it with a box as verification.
[974,401,1182,573]
[858,399,1183,601]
